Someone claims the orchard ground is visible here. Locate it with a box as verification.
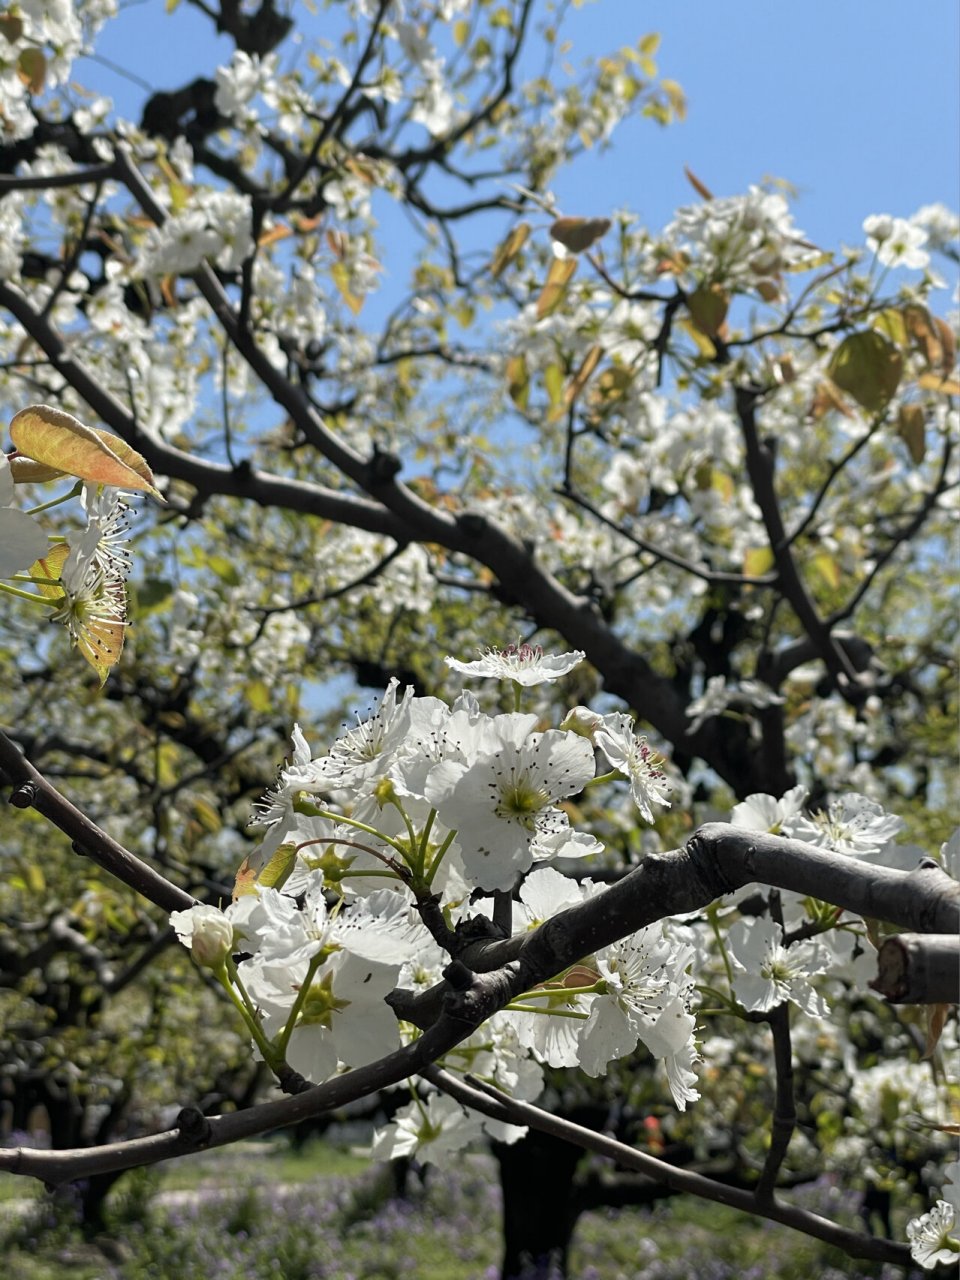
[0,1137,920,1280]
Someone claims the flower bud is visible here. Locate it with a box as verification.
[170,904,234,970]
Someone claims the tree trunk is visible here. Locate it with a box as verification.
[493,1129,584,1279]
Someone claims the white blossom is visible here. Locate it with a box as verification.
[445,642,585,686]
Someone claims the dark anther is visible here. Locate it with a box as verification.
[9,782,37,808]
[176,1106,212,1145]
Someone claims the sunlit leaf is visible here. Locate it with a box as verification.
[490,221,531,277]
[506,354,530,410]
[565,344,603,407]
[10,405,162,498]
[916,372,960,395]
[536,256,577,319]
[332,260,364,315]
[810,550,841,591]
[17,47,45,94]
[896,404,926,465]
[687,283,729,338]
[827,330,903,413]
[549,216,611,254]
[743,546,775,578]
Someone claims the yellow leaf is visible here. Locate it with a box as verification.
[873,307,908,349]
[827,330,903,413]
[711,470,735,501]
[10,404,162,498]
[331,261,363,315]
[810,550,841,590]
[232,841,298,899]
[257,222,293,248]
[453,17,470,45]
[687,283,729,338]
[190,796,222,833]
[544,362,565,420]
[743,546,776,578]
[28,544,68,600]
[683,166,714,201]
[549,216,611,254]
[245,679,272,713]
[896,404,926,465]
[536,256,577,320]
[677,315,716,358]
[17,48,45,94]
[639,32,661,56]
[917,372,960,394]
[565,344,603,407]
[506,354,529,411]
[490,221,531,277]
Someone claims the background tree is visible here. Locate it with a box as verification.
[0,2,957,1277]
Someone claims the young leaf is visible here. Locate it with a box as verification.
[10,405,162,498]
[536,256,577,319]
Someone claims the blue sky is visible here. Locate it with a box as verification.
[86,0,959,253]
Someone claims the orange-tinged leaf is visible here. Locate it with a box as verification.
[565,344,603,407]
[932,315,957,376]
[28,544,68,600]
[827,330,903,413]
[902,302,942,368]
[811,379,854,420]
[232,841,297,899]
[687,283,729,338]
[897,404,926,465]
[549,216,611,254]
[10,405,162,498]
[490,221,531,277]
[257,222,292,248]
[536,256,577,320]
[78,611,125,685]
[683,165,714,201]
[917,372,960,394]
[7,456,66,484]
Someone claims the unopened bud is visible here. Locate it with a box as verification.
[170,904,234,970]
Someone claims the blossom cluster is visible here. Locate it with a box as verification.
[167,645,958,1184]
[170,645,704,1156]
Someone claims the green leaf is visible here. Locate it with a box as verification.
[827,330,903,413]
